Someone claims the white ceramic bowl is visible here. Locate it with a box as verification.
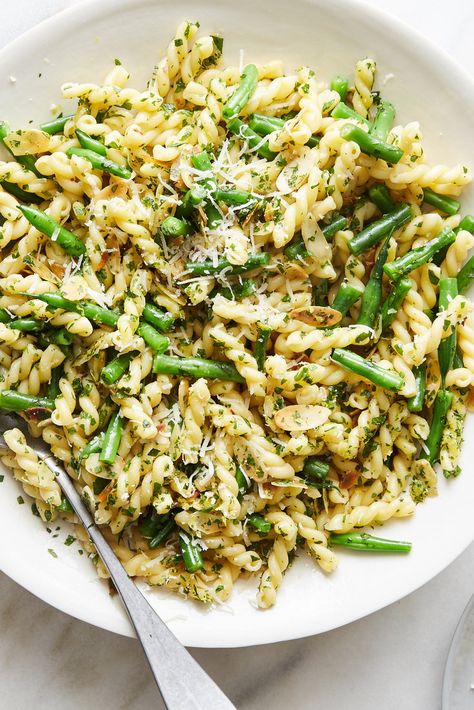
[0,0,473,648]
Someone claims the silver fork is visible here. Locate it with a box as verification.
[0,412,235,710]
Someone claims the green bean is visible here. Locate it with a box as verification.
[453,347,464,370]
[141,303,174,333]
[223,64,259,119]
[227,118,276,161]
[234,461,251,496]
[330,532,411,552]
[254,324,272,371]
[423,188,460,216]
[368,184,395,214]
[330,103,370,126]
[149,518,176,549]
[136,322,170,353]
[185,252,270,276]
[302,457,330,481]
[101,352,133,385]
[75,129,107,156]
[331,348,404,392]
[99,411,123,465]
[340,124,403,164]
[190,151,222,229]
[0,180,43,204]
[380,277,412,331]
[407,363,427,413]
[384,227,456,282]
[312,280,329,307]
[8,318,44,332]
[66,147,131,179]
[370,101,395,141]
[40,114,74,135]
[330,76,349,101]
[161,215,192,238]
[46,366,63,402]
[0,310,10,323]
[331,282,362,316]
[18,205,86,257]
[214,188,255,206]
[179,532,204,573]
[247,513,271,534]
[212,279,257,301]
[153,354,244,383]
[176,185,206,219]
[0,390,53,412]
[40,327,74,347]
[0,121,41,177]
[438,278,458,383]
[77,432,105,463]
[248,113,320,148]
[454,218,474,293]
[20,292,119,327]
[357,235,390,328]
[422,389,454,465]
[349,203,412,255]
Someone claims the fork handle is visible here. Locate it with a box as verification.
[42,454,235,710]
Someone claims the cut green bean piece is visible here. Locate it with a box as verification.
[247,513,271,534]
[331,348,403,392]
[149,519,176,549]
[423,188,460,216]
[370,101,395,141]
[349,203,412,255]
[457,255,474,294]
[8,318,44,332]
[66,147,131,179]
[341,124,403,164]
[357,235,390,328]
[330,76,349,101]
[213,279,257,301]
[185,252,270,276]
[331,103,370,126]
[99,411,123,465]
[384,227,456,282]
[368,184,395,214]
[176,185,206,219]
[422,389,454,465]
[78,432,105,462]
[330,532,411,552]
[223,64,259,119]
[137,322,170,353]
[214,188,255,206]
[75,129,107,156]
[101,352,133,385]
[302,457,330,481]
[0,180,43,204]
[381,277,412,331]
[141,303,174,333]
[20,292,119,328]
[407,363,426,413]
[190,151,222,229]
[46,366,63,402]
[161,215,192,238]
[248,113,320,148]
[227,118,276,160]
[41,327,74,347]
[254,324,272,371]
[331,282,362,316]
[153,354,244,383]
[0,121,42,177]
[438,277,458,383]
[234,461,251,496]
[0,390,53,412]
[40,114,74,135]
[19,205,86,257]
[179,532,204,573]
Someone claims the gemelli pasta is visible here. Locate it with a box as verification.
[0,21,473,607]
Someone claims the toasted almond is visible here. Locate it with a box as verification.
[274,404,330,431]
[48,262,66,279]
[290,305,341,328]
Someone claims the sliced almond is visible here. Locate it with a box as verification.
[290,305,341,328]
[274,404,330,431]
[275,147,316,195]
[5,129,51,155]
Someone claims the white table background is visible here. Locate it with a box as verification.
[1,1,473,708]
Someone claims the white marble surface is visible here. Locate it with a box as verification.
[1,1,474,708]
